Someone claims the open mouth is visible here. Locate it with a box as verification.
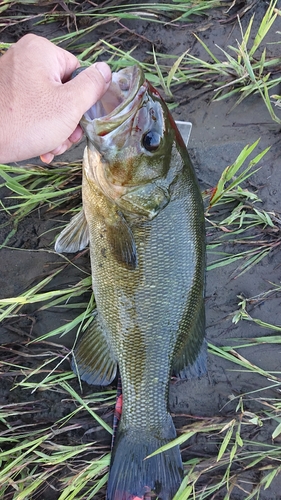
[85,65,143,121]
[75,66,148,146]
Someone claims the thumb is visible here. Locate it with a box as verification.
[64,62,112,117]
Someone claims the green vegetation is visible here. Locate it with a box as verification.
[205,140,281,278]
[180,0,281,123]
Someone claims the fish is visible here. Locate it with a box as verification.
[55,65,206,500]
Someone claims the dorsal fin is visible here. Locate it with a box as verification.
[172,298,207,379]
[175,120,192,146]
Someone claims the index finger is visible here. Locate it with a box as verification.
[56,45,81,83]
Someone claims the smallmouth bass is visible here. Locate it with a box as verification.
[55,65,206,500]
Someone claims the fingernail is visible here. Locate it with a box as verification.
[40,153,54,164]
[94,62,112,83]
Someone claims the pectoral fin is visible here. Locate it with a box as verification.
[105,210,137,270]
[72,314,117,386]
[55,209,89,253]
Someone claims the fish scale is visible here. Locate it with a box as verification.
[89,197,199,389]
[55,65,206,500]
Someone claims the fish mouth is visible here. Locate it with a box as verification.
[80,65,146,140]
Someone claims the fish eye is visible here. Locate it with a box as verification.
[142,131,161,152]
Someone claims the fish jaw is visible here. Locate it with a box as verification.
[81,71,183,220]
[82,77,169,174]
[80,65,145,143]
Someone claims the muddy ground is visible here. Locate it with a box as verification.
[1,1,281,499]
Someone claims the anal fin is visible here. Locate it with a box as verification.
[72,315,117,386]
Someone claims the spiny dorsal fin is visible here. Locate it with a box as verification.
[55,209,89,253]
[72,315,117,386]
[175,120,192,147]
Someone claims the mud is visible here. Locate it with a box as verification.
[1,1,281,499]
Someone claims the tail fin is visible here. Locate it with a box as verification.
[107,416,183,500]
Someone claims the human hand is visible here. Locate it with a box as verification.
[0,34,111,164]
